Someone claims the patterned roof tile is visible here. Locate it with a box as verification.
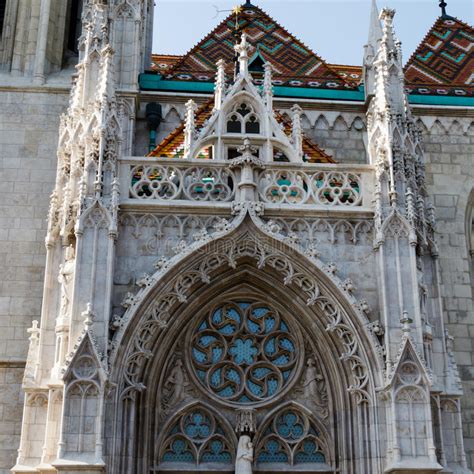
[404,16,474,96]
[160,3,358,90]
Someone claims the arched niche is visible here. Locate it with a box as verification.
[106,219,383,473]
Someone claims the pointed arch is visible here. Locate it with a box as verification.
[254,401,334,470]
[332,115,348,131]
[106,215,383,473]
[314,114,330,131]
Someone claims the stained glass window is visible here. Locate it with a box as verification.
[160,406,234,466]
[256,408,327,466]
[189,300,300,405]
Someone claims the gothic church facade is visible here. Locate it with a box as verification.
[0,0,473,473]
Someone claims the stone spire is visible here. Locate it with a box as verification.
[363,0,383,98]
[214,59,227,110]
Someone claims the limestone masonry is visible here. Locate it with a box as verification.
[0,0,473,473]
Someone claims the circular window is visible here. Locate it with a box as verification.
[188,300,302,406]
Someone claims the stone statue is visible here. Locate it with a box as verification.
[235,435,253,474]
[164,359,186,407]
[302,358,323,404]
[58,245,75,316]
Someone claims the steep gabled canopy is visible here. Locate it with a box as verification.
[148,98,333,163]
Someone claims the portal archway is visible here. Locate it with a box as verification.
[106,218,383,473]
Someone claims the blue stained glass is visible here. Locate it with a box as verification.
[253,366,272,378]
[212,346,223,362]
[257,438,288,463]
[197,369,206,381]
[201,438,232,463]
[210,368,221,386]
[252,307,269,317]
[238,302,251,310]
[277,412,304,440]
[199,334,219,346]
[192,348,207,363]
[247,379,263,396]
[184,412,211,439]
[217,385,235,397]
[226,367,240,383]
[229,338,258,364]
[238,394,252,403]
[273,354,290,365]
[280,338,294,351]
[218,323,237,335]
[267,378,279,396]
[190,300,299,404]
[265,338,276,355]
[264,316,276,333]
[211,308,222,324]
[280,321,289,332]
[247,319,260,334]
[163,438,194,463]
[294,440,325,463]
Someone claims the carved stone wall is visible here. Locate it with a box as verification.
[0,88,69,473]
[419,114,474,467]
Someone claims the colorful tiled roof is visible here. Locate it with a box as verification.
[148,99,334,163]
[160,3,358,90]
[404,16,473,97]
[151,54,183,72]
[329,65,363,85]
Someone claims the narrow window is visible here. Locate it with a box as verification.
[65,0,84,57]
[245,115,260,134]
[0,0,6,38]
[227,114,241,133]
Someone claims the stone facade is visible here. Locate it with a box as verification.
[0,0,472,473]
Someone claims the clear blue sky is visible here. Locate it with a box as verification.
[153,0,473,65]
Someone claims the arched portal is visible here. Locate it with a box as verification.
[106,217,383,474]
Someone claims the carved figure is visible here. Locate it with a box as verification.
[235,435,253,474]
[164,359,186,407]
[58,245,75,316]
[302,358,323,404]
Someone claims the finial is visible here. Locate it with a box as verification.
[439,0,448,17]
[401,311,413,333]
[82,303,95,328]
[244,0,254,6]
[235,33,250,77]
[263,62,273,111]
[184,99,198,157]
[214,59,226,110]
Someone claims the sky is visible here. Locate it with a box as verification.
[152,0,473,65]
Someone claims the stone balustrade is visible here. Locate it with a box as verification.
[119,158,375,212]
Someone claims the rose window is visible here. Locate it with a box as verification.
[188,300,301,405]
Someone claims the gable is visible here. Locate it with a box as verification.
[157,4,356,90]
[404,16,474,97]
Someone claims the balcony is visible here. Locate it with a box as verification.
[118,158,375,217]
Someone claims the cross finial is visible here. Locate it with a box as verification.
[439,0,448,17]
